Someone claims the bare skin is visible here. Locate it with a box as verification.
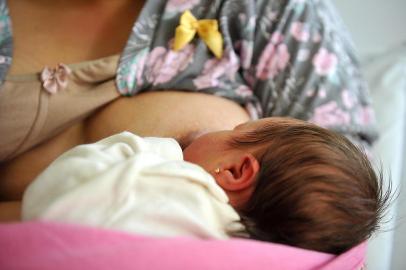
[0,0,251,220]
[7,0,143,75]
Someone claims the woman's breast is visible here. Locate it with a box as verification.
[85,91,251,143]
[0,91,250,201]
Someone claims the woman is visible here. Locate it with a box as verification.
[0,0,377,220]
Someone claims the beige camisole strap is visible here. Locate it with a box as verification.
[0,55,121,161]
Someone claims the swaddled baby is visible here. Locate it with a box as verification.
[22,117,389,255]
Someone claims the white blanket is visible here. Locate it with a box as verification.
[22,132,242,239]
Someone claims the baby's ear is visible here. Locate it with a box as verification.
[217,153,259,192]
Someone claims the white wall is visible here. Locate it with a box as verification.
[333,0,406,58]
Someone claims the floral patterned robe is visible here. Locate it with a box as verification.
[0,0,378,151]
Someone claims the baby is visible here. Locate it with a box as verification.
[22,117,389,255]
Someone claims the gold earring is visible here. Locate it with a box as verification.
[214,167,221,174]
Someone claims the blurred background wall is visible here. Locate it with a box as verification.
[333,0,406,58]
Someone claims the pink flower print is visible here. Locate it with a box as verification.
[145,47,166,83]
[310,101,351,127]
[357,106,375,125]
[290,22,310,42]
[166,0,200,13]
[256,43,290,80]
[193,58,223,89]
[312,48,338,76]
[40,64,72,94]
[0,55,6,64]
[235,85,253,98]
[341,89,357,109]
[271,32,284,44]
[145,44,195,85]
[193,51,240,89]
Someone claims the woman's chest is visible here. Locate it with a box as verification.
[6,0,143,75]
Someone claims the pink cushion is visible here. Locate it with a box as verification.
[0,222,365,270]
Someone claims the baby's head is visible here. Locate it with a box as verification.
[183,117,390,254]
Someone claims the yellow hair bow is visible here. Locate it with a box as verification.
[173,10,223,59]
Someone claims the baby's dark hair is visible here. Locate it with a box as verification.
[229,118,391,254]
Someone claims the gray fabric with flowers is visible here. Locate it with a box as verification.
[0,0,378,151]
[0,1,12,82]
